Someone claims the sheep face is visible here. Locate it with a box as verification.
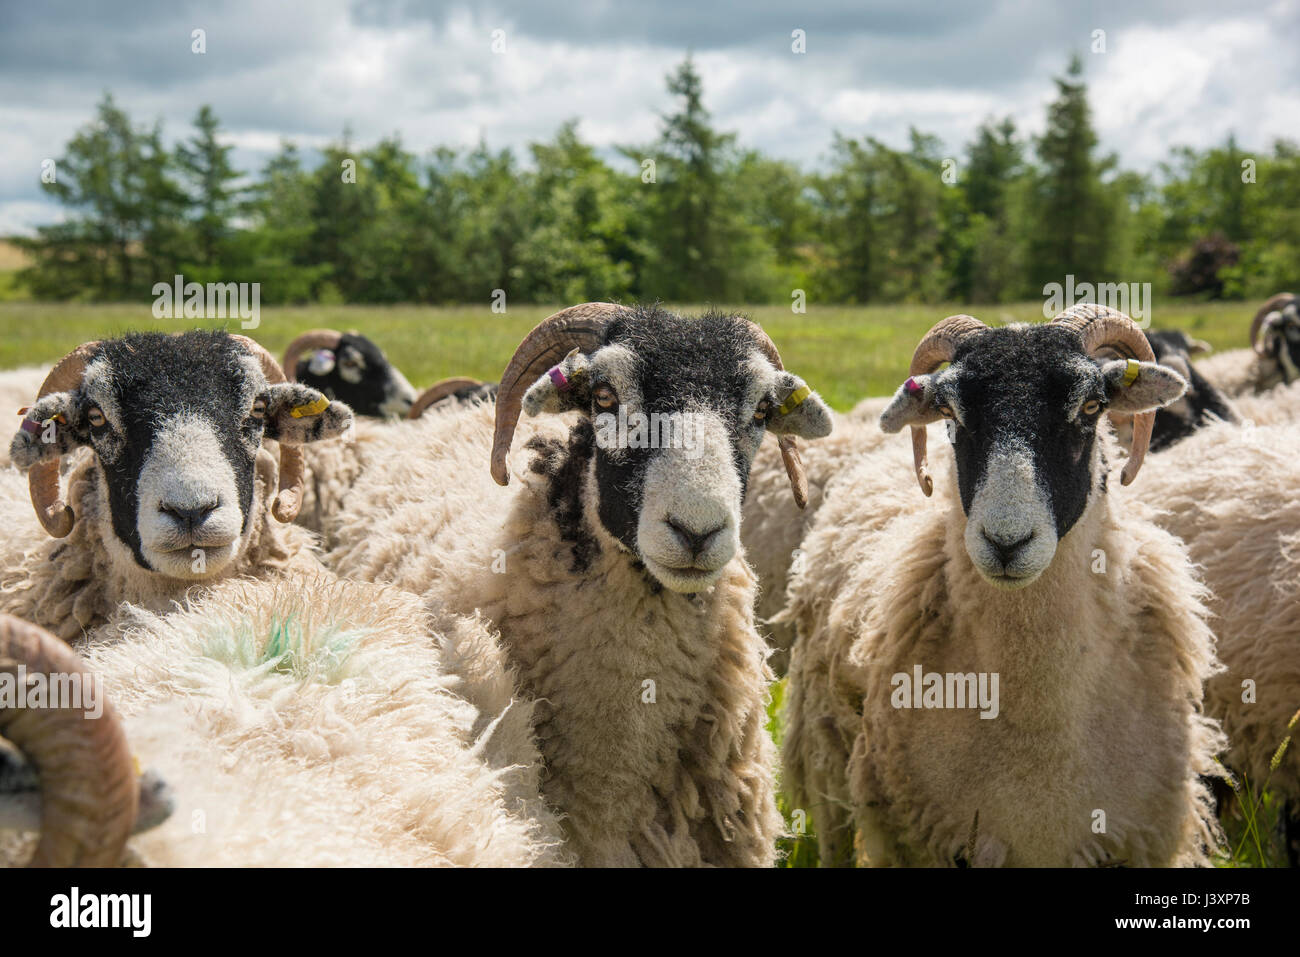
[294,333,417,418]
[10,331,352,580]
[1256,298,1300,383]
[522,310,831,593]
[881,324,1185,588]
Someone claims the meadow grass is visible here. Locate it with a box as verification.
[0,299,1262,409]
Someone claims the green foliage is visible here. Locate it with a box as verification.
[9,58,1299,307]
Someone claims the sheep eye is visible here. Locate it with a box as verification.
[753,399,772,424]
[250,398,267,420]
[87,407,106,428]
[1082,399,1102,416]
[593,385,617,410]
[937,405,955,420]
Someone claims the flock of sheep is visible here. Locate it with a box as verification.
[0,293,1296,867]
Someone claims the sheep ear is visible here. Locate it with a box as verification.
[9,392,87,470]
[263,383,354,444]
[1102,360,1187,413]
[879,374,943,433]
[522,349,592,417]
[766,372,832,439]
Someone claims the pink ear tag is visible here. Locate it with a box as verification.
[548,366,572,392]
[904,376,923,396]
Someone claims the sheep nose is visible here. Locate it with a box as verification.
[160,502,218,532]
[666,517,724,558]
[982,528,1034,567]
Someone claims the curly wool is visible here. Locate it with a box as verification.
[781,433,1224,867]
[742,396,890,673]
[1,575,569,867]
[329,402,783,866]
[1134,419,1300,801]
[0,447,322,643]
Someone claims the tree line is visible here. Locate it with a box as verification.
[17,55,1299,305]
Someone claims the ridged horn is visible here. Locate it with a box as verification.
[1249,293,1297,355]
[26,343,101,537]
[0,615,137,867]
[408,378,486,420]
[736,318,812,508]
[490,303,627,486]
[1051,303,1158,485]
[230,335,307,522]
[906,315,989,496]
[281,330,343,381]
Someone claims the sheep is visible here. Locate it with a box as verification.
[0,330,353,642]
[781,304,1225,867]
[1193,293,1300,397]
[328,302,835,866]
[282,328,418,419]
[1129,417,1300,865]
[1134,329,1240,451]
[0,580,572,867]
[293,375,497,543]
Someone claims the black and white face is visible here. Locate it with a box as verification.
[521,310,832,593]
[10,332,352,580]
[1258,299,1300,383]
[881,325,1186,588]
[295,333,417,418]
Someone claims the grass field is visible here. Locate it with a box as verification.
[0,299,1261,407]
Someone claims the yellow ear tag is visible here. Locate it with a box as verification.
[290,396,330,418]
[1120,359,1140,388]
[776,385,811,416]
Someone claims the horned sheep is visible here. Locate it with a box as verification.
[781,305,1225,867]
[1193,293,1300,397]
[329,303,835,866]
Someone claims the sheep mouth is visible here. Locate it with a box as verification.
[640,556,727,593]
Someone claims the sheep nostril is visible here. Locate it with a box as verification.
[982,528,1034,566]
[160,503,218,532]
[666,518,725,558]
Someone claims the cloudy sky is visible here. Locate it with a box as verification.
[1,0,1297,234]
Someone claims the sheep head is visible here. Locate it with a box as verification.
[1250,293,1300,383]
[492,304,832,594]
[880,304,1187,589]
[284,329,418,419]
[9,331,353,580]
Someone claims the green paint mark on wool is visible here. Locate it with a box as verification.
[197,612,375,686]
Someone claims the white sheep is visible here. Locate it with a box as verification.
[329,302,835,866]
[782,305,1224,867]
[1131,417,1300,864]
[0,580,570,867]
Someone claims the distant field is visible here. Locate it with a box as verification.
[0,299,1260,410]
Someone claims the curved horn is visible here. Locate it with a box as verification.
[408,378,486,420]
[735,318,813,509]
[491,303,627,486]
[906,315,988,496]
[1249,293,1297,355]
[1051,303,1158,486]
[281,329,343,381]
[0,615,137,867]
[27,342,101,538]
[230,335,307,522]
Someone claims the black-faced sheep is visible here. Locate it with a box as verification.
[1193,293,1300,397]
[0,330,352,641]
[329,303,835,866]
[283,328,418,419]
[781,305,1225,867]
